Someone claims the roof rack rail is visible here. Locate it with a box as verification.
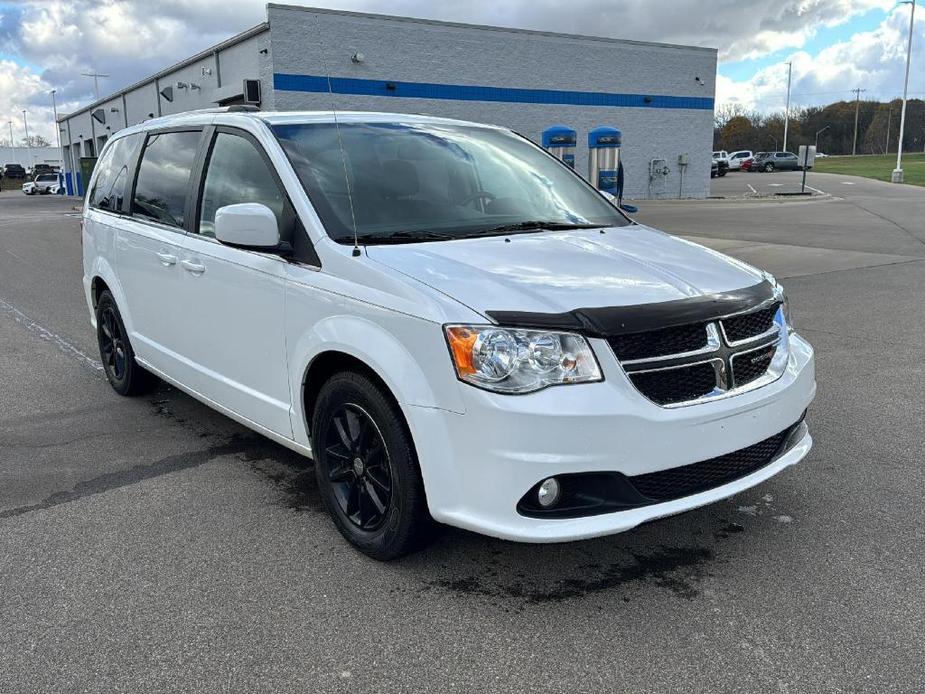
[162,106,261,116]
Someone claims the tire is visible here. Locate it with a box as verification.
[764,163,775,173]
[96,290,158,396]
[312,370,433,560]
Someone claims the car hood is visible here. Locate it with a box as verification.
[365,225,766,318]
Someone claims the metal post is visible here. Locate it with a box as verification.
[893,0,916,183]
[783,62,792,152]
[8,121,13,148]
[22,110,29,144]
[51,89,66,189]
[815,125,829,149]
[851,87,866,156]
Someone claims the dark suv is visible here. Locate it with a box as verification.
[751,151,800,172]
[3,164,27,179]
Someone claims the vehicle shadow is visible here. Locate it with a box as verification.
[147,383,786,609]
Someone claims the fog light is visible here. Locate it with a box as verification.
[537,477,561,508]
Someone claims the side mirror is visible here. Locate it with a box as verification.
[214,203,281,250]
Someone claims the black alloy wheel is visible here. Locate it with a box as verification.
[312,370,433,559]
[99,305,127,381]
[95,290,158,396]
[323,403,393,531]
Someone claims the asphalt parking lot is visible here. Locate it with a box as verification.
[2,173,924,692]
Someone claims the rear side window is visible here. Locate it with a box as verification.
[198,132,287,238]
[132,130,201,228]
[89,134,142,212]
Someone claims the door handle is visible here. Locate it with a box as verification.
[180,259,206,275]
[156,251,177,266]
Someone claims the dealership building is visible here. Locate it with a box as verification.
[57,4,716,199]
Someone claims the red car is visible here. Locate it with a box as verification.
[740,156,755,171]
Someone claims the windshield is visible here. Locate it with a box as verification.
[272,121,629,243]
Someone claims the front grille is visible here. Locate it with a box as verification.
[722,304,778,342]
[731,344,776,387]
[629,427,791,502]
[608,323,708,361]
[628,362,717,405]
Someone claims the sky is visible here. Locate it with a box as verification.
[1,0,922,146]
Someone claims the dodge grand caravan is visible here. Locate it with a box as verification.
[82,108,815,559]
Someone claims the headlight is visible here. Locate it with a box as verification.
[771,280,794,334]
[444,325,602,394]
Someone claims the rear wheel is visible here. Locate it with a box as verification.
[96,290,158,396]
[312,370,432,560]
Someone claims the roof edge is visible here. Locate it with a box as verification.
[267,4,717,54]
[57,22,269,123]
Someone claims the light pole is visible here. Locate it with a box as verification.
[7,121,13,148]
[51,89,67,192]
[783,61,793,152]
[815,125,830,149]
[22,110,30,145]
[892,0,916,183]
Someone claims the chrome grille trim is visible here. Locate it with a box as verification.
[613,304,789,408]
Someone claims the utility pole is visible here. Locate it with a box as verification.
[22,110,30,145]
[7,121,13,148]
[81,71,109,101]
[783,61,793,152]
[892,0,916,183]
[851,87,866,156]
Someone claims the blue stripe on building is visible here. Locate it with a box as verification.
[273,74,714,111]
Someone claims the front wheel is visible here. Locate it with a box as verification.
[312,371,433,560]
[96,290,158,396]
[764,163,775,172]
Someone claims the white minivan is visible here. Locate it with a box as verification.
[82,108,815,559]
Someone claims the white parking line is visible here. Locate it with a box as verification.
[747,183,757,194]
[0,298,103,373]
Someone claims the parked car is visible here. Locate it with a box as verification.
[82,109,815,559]
[711,159,719,178]
[711,152,728,177]
[727,150,753,170]
[751,151,801,172]
[30,163,59,177]
[3,163,27,179]
[22,172,59,195]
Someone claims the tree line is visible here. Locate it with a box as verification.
[0,135,52,148]
[714,99,925,155]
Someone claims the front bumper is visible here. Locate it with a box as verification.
[407,332,815,543]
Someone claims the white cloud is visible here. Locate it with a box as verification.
[718,5,923,114]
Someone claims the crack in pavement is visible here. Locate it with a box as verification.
[0,436,272,520]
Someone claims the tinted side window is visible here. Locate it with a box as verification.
[198,132,286,238]
[89,134,142,212]
[132,131,201,228]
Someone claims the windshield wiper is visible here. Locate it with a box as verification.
[460,221,606,237]
[339,230,455,245]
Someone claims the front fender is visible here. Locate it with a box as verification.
[287,311,466,445]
